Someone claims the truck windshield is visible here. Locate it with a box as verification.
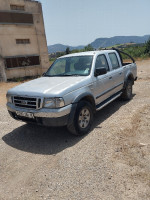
[45,55,93,77]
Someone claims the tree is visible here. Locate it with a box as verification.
[145,38,150,55]
[66,47,70,54]
[84,44,94,51]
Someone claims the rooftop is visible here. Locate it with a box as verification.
[61,50,116,58]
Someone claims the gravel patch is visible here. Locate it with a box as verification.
[0,60,150,200]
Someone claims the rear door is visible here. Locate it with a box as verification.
[108,52,124,94]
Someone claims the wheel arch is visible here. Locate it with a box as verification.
[67,93,96,128]
[73,93,96,110]
[124,73,134,89]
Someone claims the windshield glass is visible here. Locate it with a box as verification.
[45,55,93,77]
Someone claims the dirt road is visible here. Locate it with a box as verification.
[0,60,150,200]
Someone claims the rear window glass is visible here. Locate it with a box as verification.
[109,53,120,70]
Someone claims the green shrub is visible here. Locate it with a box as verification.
[121,44,149,60]
[145,38,150,55]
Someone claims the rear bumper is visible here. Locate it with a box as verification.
[7,103,72,127]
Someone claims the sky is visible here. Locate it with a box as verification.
[39,0,150,46]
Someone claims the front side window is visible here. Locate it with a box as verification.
[109,53,120,70]
[95,54,109,71]
[45,56,93,76]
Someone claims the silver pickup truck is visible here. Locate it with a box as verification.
[7,49,137,135]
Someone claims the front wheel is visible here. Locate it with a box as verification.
[67,101,94,136]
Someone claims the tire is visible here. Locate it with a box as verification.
[121,80,133,100]
[67,101,94,136]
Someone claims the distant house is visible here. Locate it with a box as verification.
[0,0,50,81]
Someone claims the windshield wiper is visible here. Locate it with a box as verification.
[44,74,84,77]
[62,74,83,76]
[44,74,65,77]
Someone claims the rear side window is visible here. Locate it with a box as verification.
[95,54,109,71]
[109,53,120,70]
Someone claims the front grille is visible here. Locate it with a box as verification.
[13,96,41,109]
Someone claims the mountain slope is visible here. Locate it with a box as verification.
[48,44,84,53]
[48,35,150,53]
[91,35,150,49]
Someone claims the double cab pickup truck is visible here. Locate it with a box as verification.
[7,49,137,135]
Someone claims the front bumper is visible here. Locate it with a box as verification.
[7,103,72,127]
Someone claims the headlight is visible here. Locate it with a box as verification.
[6,94,12,103]
[43,98,65,108]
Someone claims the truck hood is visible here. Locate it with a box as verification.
[8,76,91,97]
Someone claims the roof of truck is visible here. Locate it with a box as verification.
[60,50,116,58]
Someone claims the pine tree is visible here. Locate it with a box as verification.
[145,38,150,54]
[66,47,70,54]
[84,44,94,51]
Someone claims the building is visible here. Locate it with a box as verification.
[0,0,50,81]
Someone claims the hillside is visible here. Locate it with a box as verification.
[48,35,150,53]
[48,44,84,54]
[91,35,150,49]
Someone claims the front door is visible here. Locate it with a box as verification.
[92,54,114,105]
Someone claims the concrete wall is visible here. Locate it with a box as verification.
[0,0,50,81]
[0,56,7,82]
[0,26,39,56]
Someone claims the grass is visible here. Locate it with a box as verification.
[121,45,149,60]
[50,43,150,63]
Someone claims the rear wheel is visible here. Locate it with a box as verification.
[121,80,133,100]
[67,101,94,136]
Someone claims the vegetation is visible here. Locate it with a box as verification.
[144,38,150,55]
[103,42,150,60]
[49,44,94,62]
[84,44,94,51]
[49,40,150,63]
[120,44,148,60]
[111,39,150,60]
[65,47,70,54]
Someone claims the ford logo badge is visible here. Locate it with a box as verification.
[21,100,28,105]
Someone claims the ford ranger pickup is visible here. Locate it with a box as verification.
[6,49,137,135]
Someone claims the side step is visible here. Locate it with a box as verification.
[96,91,122,111]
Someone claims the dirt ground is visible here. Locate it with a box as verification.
[0,59,150,200]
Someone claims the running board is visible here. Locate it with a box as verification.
[96,91,122,111]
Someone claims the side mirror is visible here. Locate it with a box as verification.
[94,67,107,77]
[42,72,46,76]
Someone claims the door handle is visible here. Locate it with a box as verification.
[109,76,112,79]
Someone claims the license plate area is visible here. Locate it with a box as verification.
[16,111,34,119]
